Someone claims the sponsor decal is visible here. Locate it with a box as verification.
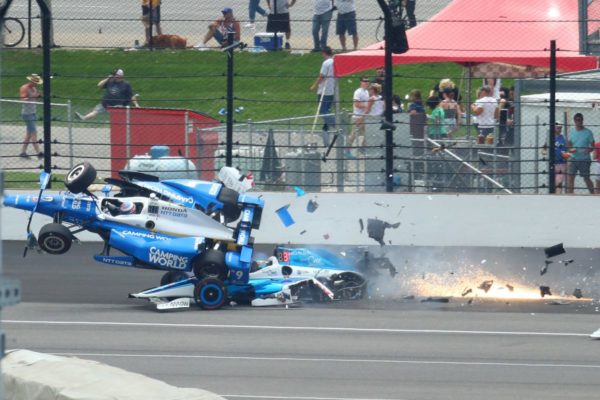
[119,230,169,241]
[159,206,188,218]
[208,183,220,196]
[135,182,194,205]
[99,257,133,266]
[157,298,191,310]
[148,246,189,270]
[42,196,53,202]
[71,198,81,210]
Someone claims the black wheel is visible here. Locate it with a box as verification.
[218,187,241,222]
[64,162,97,194]
[38,223,73,255]
[3,18,25,48]
[332,273,367,300]
[193,278,227,310]
[160,271,189,286]
[193,250,228,281]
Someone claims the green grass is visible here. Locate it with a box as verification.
[0,48,468,123]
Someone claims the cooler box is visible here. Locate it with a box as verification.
[254,32,284,50]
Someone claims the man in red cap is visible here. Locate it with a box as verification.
[195,7,241,50]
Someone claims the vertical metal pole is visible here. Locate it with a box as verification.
[149,4,154,50]
[535,115,540,194]
[374,0,394,192]
[67,100,74,168]
[28,0,32,48]
[549,40,557,194]
[579,0,587,54]
[125,107,131,159]
[225,32,234,167]
[40,0,52,175]
[184,111,189,158]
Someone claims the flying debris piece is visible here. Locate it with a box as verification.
[540,286,552,297]
[467,298,473,305]
[549,300,572,305]
[506,284,514,292]
[275,205,295,227]
[545,260,553,266]
[478,280,494,293]
[573,288,583,299]
[421,297,450,303]
[402,295,415,300]
[374,202,390,208]
[300,230,307,235]
[544,243,565,258]
[560,259,575,266]
[366,218,401,246]
[359,218,364,233]
[306,199,319,213]
[461,288,472,297]
[323,233,330,240]
[293,186,306,197]
[540,264,548,276]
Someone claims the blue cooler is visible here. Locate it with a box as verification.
[254,32,284,50]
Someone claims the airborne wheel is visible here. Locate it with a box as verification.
[64,162,97,193]
[193,250,228,281]
[193,278,227,310]
[38,223,73,255]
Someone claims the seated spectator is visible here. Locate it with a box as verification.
[195,7,241,50]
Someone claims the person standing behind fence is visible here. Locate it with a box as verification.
[543,122,569,193]
[471,86,497,143]
[266,0,296,50]
[310,46,335,146]
[567,113,595,194]
[336,0,358,51]
[346,77,370,158]
[403,0,416,28]
[247,0,267,28]
[311,0,334,52]
[75,69,139,121]
[19,74,44,159]
[426,95,446,140]
[142,0,162,47]
[366,83,384,117]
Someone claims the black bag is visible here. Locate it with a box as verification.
[387,20,409,54]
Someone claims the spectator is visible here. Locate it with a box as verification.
[371,67,384,87]
[471,86,497,143]
[426,95,446,139]
[19,73,44,159]
[547,122,569,193]
[440,86,461,137]
[407,89,424,114]
[567,113,595,194]
[392,94,403,113]
[430,78,459,102]
[142,0,162,47]
[497,86,513,145]
[311,0,333,52]
[195,7,241,50]
[247,0,267,28]
[336,0,358,51]
[75,69,139,121]
[483,77,501,100]
[310,46,335,146]
[346,76,370,157]
[403,0,416,28]
[366,83,384,116]
[266,0,296,50]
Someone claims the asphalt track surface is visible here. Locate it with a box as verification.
[3,241,600,400]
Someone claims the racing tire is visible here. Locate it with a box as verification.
[193,278,228,310]
[38,223,73,255]
[193,250,228,281]
[218,187,241,223]
[160,271,189,286]
[64,162,97,194]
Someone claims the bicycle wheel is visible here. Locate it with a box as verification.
[3,17,25,48]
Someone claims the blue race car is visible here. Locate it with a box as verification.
[3,162,264,307]
[130,245,371,310]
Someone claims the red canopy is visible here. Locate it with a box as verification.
[334,0,598,77]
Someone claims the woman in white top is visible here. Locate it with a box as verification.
[366,83,384,116]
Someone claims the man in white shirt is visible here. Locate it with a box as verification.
[471,86,498,140]
[346,77,370,157]
[310,46,335,146]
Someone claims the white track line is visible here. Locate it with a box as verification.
[35,352,600,369]
[1,320,591,337]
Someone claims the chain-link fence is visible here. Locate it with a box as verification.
[2,0,600,194]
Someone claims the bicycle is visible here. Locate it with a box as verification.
[3,17,25,47]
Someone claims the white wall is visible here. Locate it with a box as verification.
[3,191,598,249]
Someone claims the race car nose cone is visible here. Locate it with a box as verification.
[3,194,18,208]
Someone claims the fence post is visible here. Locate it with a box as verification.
[125,106,131,159]
[184,111,190,158]
[67,99,73,169]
